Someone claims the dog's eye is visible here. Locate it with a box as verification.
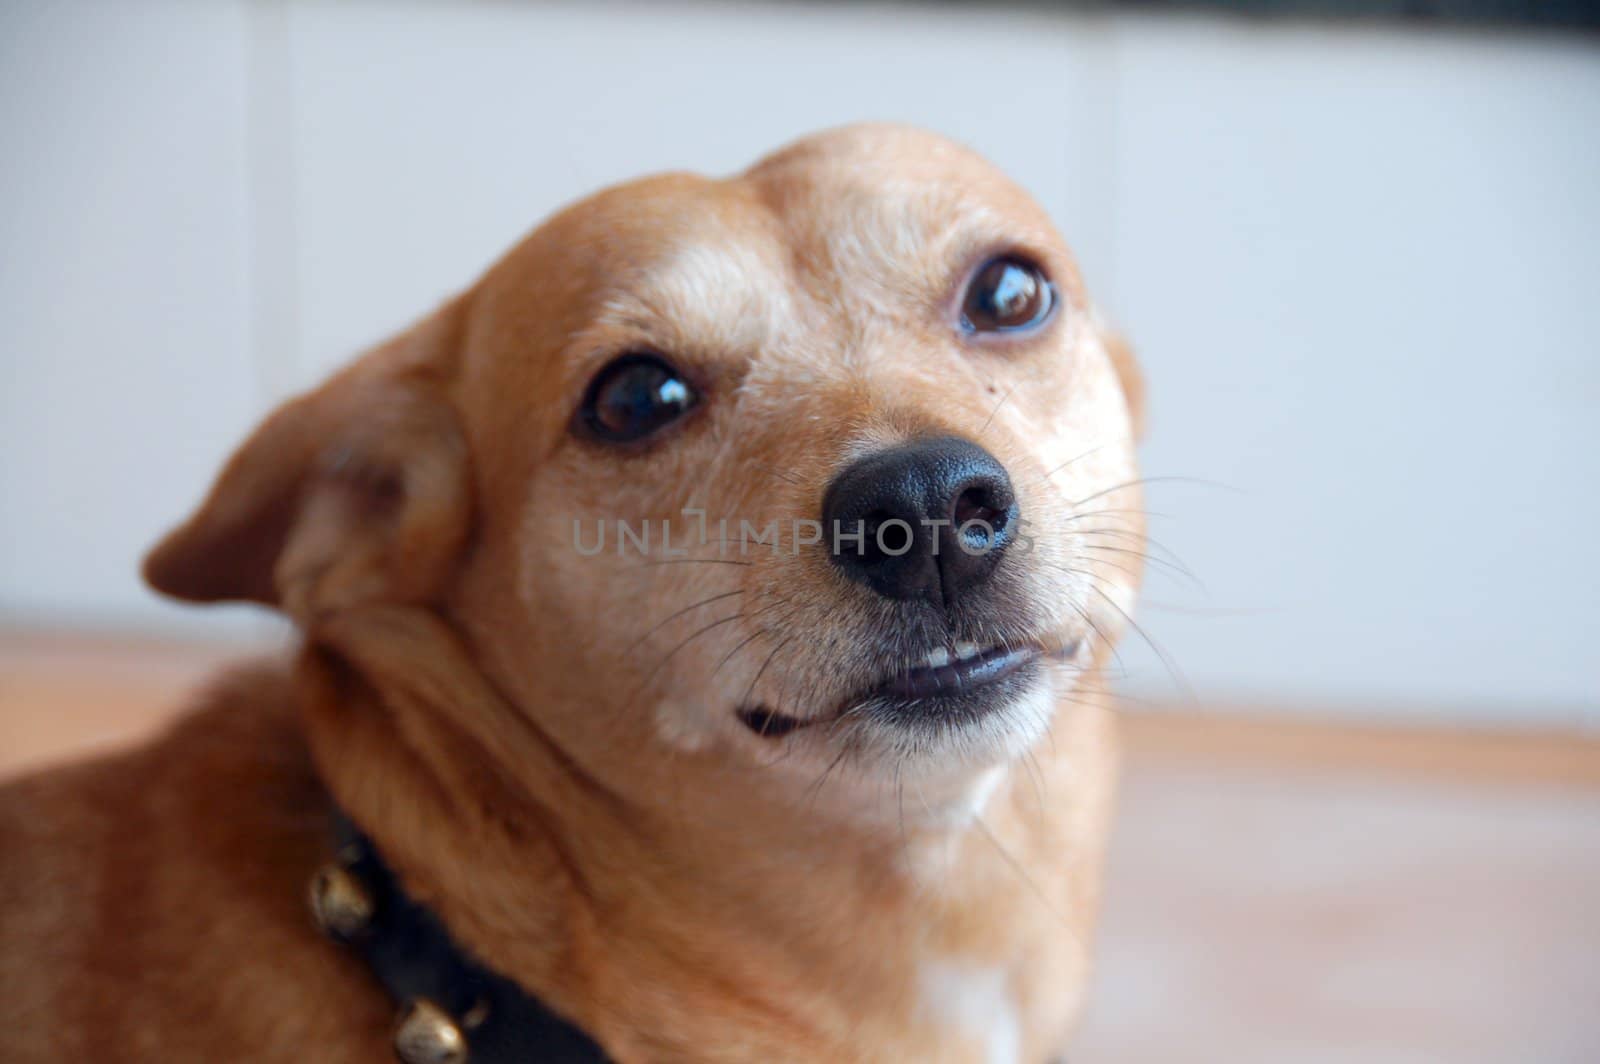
[581,354,698,443]
[961,255,1054,333]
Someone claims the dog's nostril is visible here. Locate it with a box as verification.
[952,481,1013,559]
[953,486,1006,531]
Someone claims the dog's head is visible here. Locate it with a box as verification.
[146,125,1143,824]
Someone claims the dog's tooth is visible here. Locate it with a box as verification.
[953,640,981,660]
[924,647,951,668]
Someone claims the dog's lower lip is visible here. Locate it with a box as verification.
[879,644,1041,700]
[736,640,1078,738]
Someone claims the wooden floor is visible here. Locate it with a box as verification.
[3,630,1597,1062]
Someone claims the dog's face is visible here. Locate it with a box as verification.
[147,125,1143,825]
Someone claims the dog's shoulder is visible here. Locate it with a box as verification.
[0,659,393,1061]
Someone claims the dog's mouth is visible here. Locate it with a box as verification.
[736,638,1078,739]
[879,641,1037,699]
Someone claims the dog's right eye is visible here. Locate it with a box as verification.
[579,354,699,444]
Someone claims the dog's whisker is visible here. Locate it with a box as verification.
[627,588,745,653]
[764,661,804,752]
[893,769,914,869]
[1072,525,1195,576]
[1039,441,1111,481]
[1068,477,1149,508]
[633,611,747,695]
[744,459,807,488]
[977,382,1021,436]
[1067,598,1130,682]
[1020,747,1048,820]
[801,738,855,812]
[739,635,792,714]
[1069,473,1239,508]
[710,629,768,680]
[1063,556,1144,585]
[635,557,752,569]
[1136,601,1274,617]
[1080,543,1205,593]
[710,597,797,682]
[972,814,1087,952]
[1089,583,1194,702]
[1057,506,1161,524]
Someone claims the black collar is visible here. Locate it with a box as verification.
[310,813,611,1064]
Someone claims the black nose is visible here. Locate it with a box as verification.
[821,436,1020,606]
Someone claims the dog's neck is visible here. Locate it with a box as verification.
[296,604,1112,1061]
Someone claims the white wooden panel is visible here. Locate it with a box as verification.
[1104,16,1600,721]
[0,0,264,634]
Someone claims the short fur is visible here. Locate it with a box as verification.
[0,125,1144,1062]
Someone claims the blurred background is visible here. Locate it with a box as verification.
[1,1,1596,1061]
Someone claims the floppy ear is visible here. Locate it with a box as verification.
[143,302,472,623]
[1099,320,1145,442]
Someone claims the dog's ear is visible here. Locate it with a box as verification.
[1099,319,1145,441]
[143,301,472,623]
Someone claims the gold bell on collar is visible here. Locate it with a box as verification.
[308,862,375,941]
[394,997,469,1064]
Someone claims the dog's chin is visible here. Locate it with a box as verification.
[849,671,1059,778]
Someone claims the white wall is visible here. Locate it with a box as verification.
[0,0,263,636]
[2,0,1596,724]
[1108,20,1600,721]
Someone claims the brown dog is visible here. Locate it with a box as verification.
[0,125,1144,1062]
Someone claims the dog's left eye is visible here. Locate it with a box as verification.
[961,255,1055,333]
[580,354,699,443]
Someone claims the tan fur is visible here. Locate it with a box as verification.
[0,125,1143,1062]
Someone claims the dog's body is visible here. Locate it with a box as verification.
[1,126,1143,1062]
